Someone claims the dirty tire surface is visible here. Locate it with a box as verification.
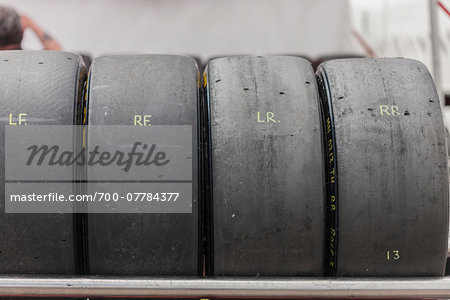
[318,58,449,276]
[0,50,86,274]
[86,55,200,276]
[207,56,325,276]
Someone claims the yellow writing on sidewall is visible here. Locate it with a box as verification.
[386,250,400,261]
[326,117,331,134]
[329,227,336,258]
[134,115,152,126]
[9,113,27,125]
[83,127,86,148]
[379,105,405,116]
[257,112,280,123]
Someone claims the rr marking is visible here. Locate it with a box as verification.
[379,105,401,116]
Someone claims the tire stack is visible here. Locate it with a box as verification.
[0,51,447,278]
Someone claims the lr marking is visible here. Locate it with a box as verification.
[9,113,27,125]
[134,115,152,126]
[386,250,400,261]
[257,112,280,123]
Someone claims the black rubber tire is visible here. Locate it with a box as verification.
[446,257,450,276]
[0,50,86,274]
[79,53,93,69]
[446,127,450,156]
[189,55,204,74]
[86,55,200,276]
[312,54,365,71]
[206,56,325,276]
[278,54,312,63]
[317,58,449,276]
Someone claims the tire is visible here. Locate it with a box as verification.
[445,127,450,156]
[312,54,365,71]
[317,58,449,276]
[206,56,325,276]
[0,50,87,274]
[446,257,450,276]
[189,55,204,74]
[86,55,200,276]
[79,53,93,69]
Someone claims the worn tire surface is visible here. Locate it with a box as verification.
[0,50,86,274]
[86,55,200,275]
[317,58,449,276]
[206,56,325,276]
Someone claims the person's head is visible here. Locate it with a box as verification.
[0,6,23,50]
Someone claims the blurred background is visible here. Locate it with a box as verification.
[1,0,449,99]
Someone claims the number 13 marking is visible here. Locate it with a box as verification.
[386,250,400,261]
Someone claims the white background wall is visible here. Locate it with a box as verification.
[351,0,450,94]
[2,0,448,93]
[0,0,357,61]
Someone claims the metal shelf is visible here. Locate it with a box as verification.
[0,276,449,298]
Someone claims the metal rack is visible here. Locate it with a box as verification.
[0,276,449,298]
[0,237,446,298]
